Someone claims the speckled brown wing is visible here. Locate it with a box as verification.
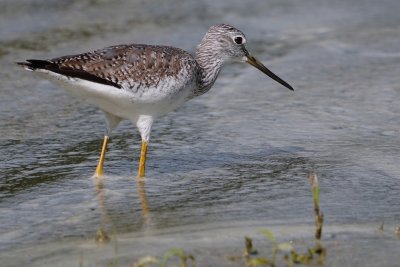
[44,44,197,91]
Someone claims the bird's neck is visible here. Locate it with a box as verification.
[194,45,224,96]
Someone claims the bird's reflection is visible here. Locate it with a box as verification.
[135,178,150,223]
[94,178,110,243]
[93,176,151,243]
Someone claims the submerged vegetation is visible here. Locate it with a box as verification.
[240,171,326,266]
[309,172,324,241]
[81,172,330,267]
[109,248,195,267]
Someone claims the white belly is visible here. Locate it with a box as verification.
[36,70,194,122]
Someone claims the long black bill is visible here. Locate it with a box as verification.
[246,54,294,91]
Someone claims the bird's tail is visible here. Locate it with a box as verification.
[16,59,53,71]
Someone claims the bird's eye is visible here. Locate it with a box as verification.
[234,36,243,45]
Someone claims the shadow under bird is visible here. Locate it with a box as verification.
[17,24,294,178]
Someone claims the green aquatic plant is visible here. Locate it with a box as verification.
[308,171,323,240]
[243,231,325,266]
[241,171,326,266]
[132,256,160,267]
[244,236,258,256]
[131,248,195,267]
[161,248,195,267]
[243,230,294,267]
[95,228,111,244]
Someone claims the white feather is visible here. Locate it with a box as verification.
[33,68,194,137]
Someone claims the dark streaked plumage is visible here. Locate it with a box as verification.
[17,24,294,178]
[19,44,198,92]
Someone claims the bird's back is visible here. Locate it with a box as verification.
[18,44,202,120]
[19,44,199,95]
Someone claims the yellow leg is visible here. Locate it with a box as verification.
[95,136,109,177]
[137,140,148,178]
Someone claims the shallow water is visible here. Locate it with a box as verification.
[1,0,400,266]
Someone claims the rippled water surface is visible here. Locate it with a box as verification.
[1,0,400,266]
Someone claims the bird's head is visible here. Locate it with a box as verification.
[200,24,294,91]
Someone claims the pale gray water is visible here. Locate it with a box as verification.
[0,0,400,266]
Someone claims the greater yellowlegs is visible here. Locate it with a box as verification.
[18,24,293,178]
